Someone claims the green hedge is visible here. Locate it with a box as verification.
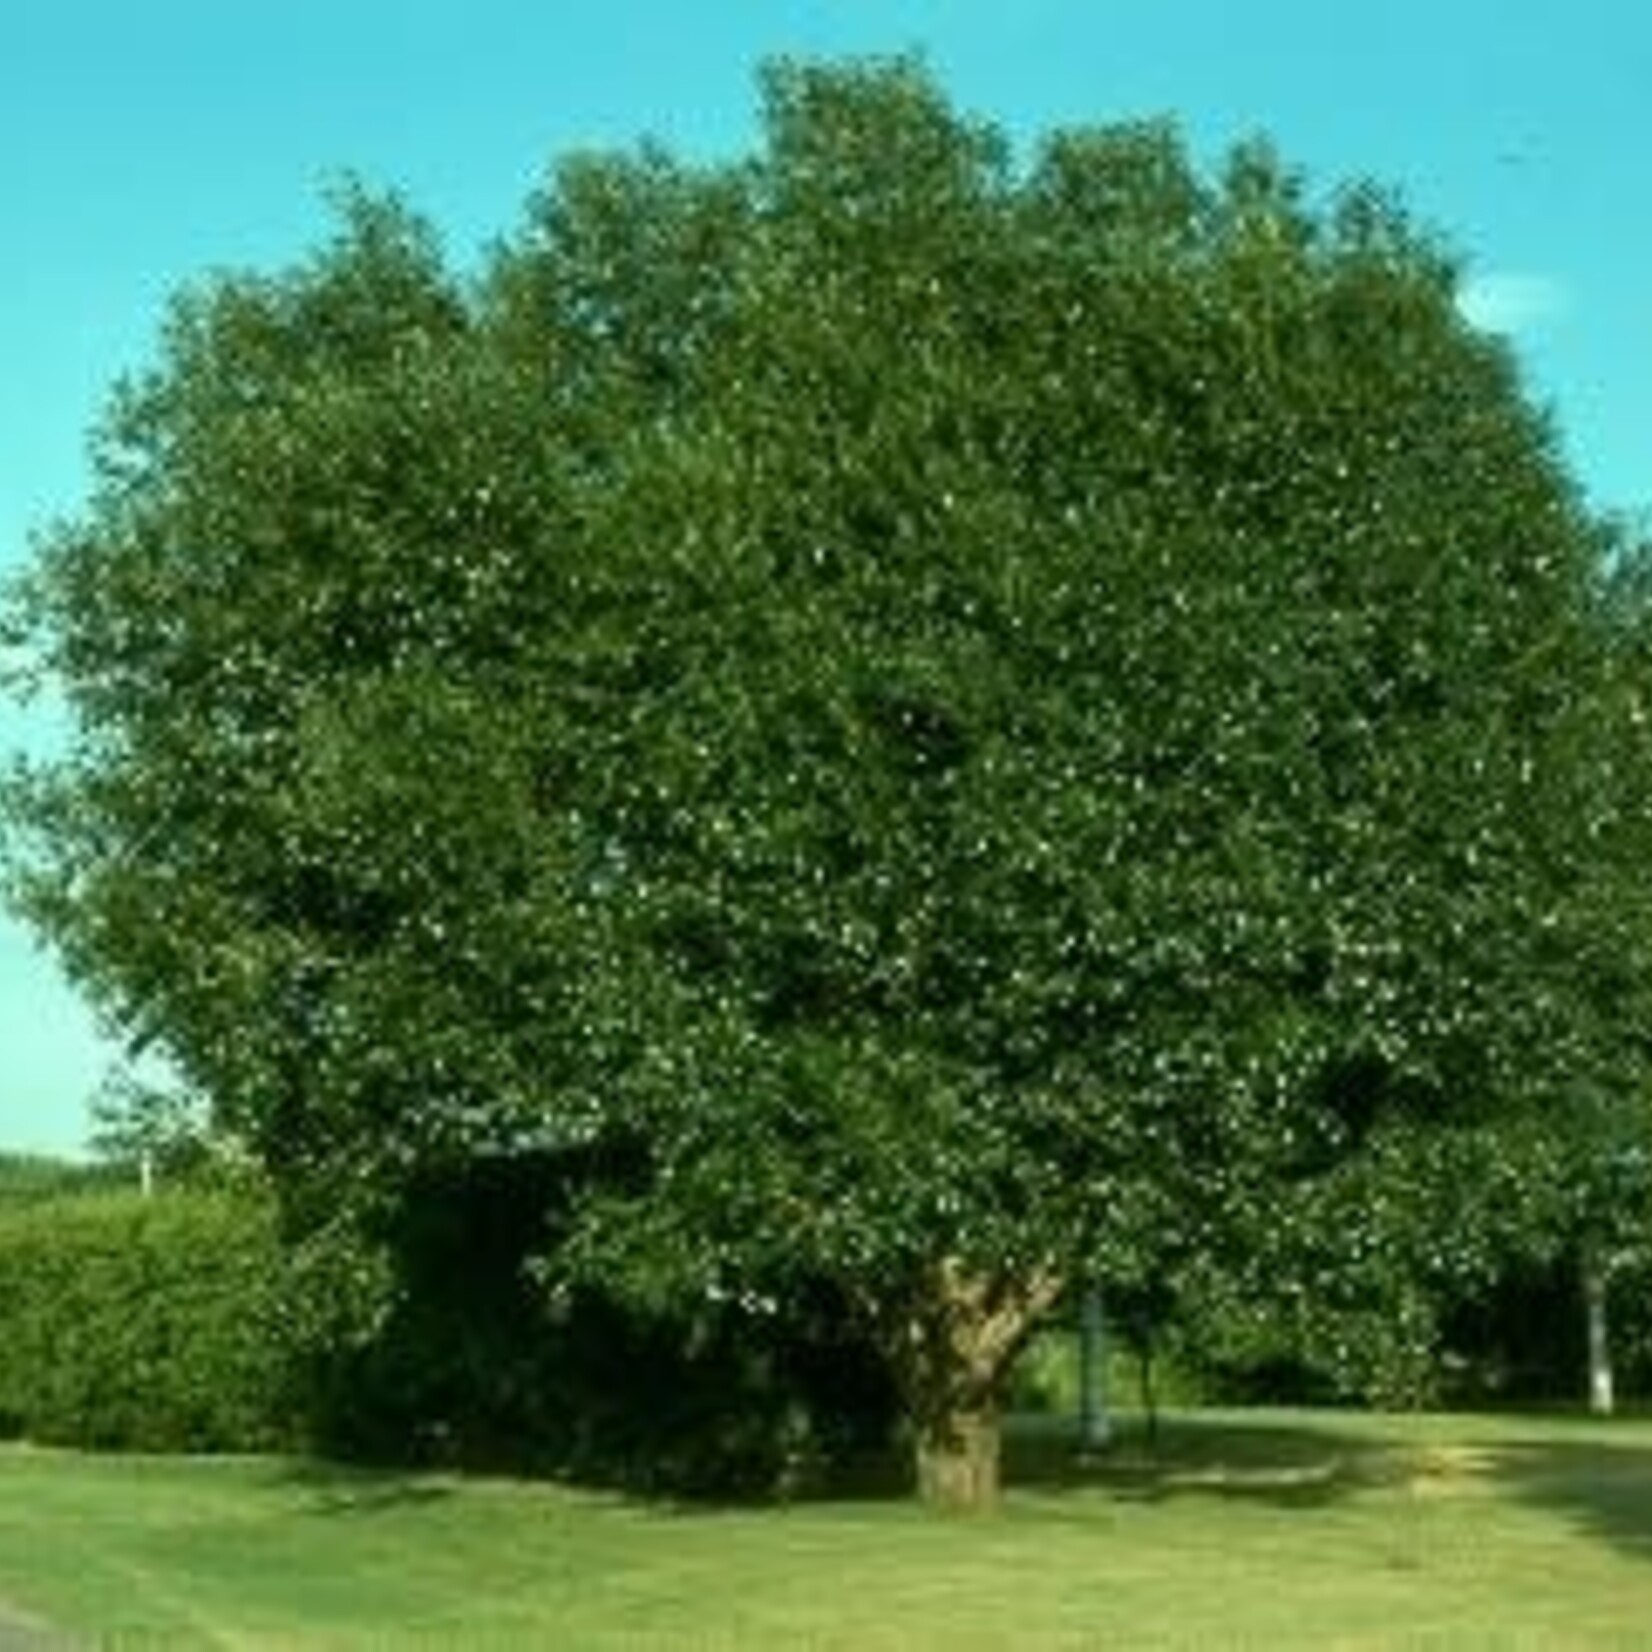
[0,1187,296,1451]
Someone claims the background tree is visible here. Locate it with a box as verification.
[87,1067,233,1191]
[5,59,1639,1507]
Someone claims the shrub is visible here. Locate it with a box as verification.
[0,1187,295,1451]
[297,1154,898,1497]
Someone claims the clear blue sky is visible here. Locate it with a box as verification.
[3,1,1647,1154]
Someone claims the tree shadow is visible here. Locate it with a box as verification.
[999,1411,1404,1509]
[777,1410,1406,1511]
[1476,1427,1652,1563]
[1006,1409,1652,1565]
[257,1458,457,1518]
[244,1411,1652,1555]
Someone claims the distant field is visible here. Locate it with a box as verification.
[2,1409,1651,1647]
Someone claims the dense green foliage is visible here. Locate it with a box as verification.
[8,57,1650,1501]
[302,1152,897,1493]
[0,1188,293,1450]
[0,1169,891,1492]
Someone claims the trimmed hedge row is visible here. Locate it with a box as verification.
[0,1187,296,1451]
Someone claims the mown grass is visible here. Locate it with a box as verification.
[2,1409,1651,1647]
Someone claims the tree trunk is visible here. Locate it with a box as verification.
[1584,1254,1614,1417]
[890,1260,1062,1513]
[914,1398,1002,1509]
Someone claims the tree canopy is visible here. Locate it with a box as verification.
[8,58,1649,1506]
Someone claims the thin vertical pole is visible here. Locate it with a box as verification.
[1585,1256,1614,1417]
[1079,1286,1112,1452]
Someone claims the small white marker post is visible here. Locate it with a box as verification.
[1584,1257,1614,1417]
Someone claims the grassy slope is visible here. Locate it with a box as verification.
[1,1411,1650,1647]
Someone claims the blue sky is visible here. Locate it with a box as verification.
[2,1,1647,1154]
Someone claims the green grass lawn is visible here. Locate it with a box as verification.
[2,1409,1651,1647]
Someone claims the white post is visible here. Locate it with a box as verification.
[1585,1256,1614,1417]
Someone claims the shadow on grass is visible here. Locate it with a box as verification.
[1006,1412,1392,1505]
[1004,1410,1652,1566]
[786,1411,1406,1511]
[259,1458,457,1518]
[1004,1410,1439,1512]
[816,1408,1652,1552]
[243,1409,1652,1565]
[1479,1429,1652,1563]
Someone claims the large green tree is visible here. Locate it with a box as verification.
[7,60,1642,1506]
